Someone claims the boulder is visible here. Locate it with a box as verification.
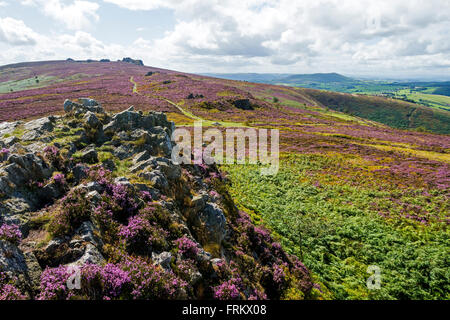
[139,170,169,191]
[81,148,98,164]
[0,240,27,278]
[0,121,22,137]
[5,153,52,186]
[68,243,105,266]
[190,202,227,245]
[84,111,101,129]
[63,99,74,113]
[151,251,172,271]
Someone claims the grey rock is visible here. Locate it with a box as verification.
[72,164,88,182]
[84,111,100,128]
[112,144,132,160]
[114,176,133,189]
[193,202,227,245]
[0,121,22,137]
[101,158,116,171]
[81,148,98,164]
[139,170,169,190]
[0,240,27,277]
[24,117,54,133]
[63,99,74,113]
[23,251,42,292]
[3,136,19,147]
[44,238,65,254]
[75,181,103,194]
[68,243,105,266]
[158,161,181,181]
[151,251,172,271]
[78,98,100,108]
[133,150,151,164]
[87,190,102,204]
[75,221,103,247]
[5,153,52,186]
[21,117,54,141]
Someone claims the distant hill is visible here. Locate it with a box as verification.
[279,72,354,83]
[204,72,354,84]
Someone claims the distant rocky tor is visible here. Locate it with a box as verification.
[0,98,316,300]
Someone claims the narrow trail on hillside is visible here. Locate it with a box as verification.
[129,76,247,127]
[129,76,200,120]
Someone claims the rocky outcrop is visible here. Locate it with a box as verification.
[122,57,144,66]
[0,98,314,300]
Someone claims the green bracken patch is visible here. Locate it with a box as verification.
[221,154,450,300]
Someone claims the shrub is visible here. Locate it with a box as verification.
[212,277,242,300]
[175,235,199,259]
[48,188,91,236]
[0,272,26,300]
[0,223,22,245]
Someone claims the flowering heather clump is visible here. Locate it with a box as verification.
[38,264,131,300]
[85,165,112,186]
[175,259,197,282]
[140,190,152,201]
[0,284,26,300]
[0,223,22,244]
[209,190,220,198]
[175,235,199,258]
[0,272,26,300]
[118,216,150,241]
[272,264,287,287]
[43,145,59,158]
[103,183,139,221]
[37,265,71,300]
[248,288,268,300]
[52,173,66,185]
[81,263,131,299]
[118,255,188,299]
[118,215,154,253]
[213,278,242,300]
[48,188,91,236]
[0,148,9,162]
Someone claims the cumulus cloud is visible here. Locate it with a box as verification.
[0,17,39,45]
[2,0,450,77]
[21,0,99,30]
[101,0,450,76]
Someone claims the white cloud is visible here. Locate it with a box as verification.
[0,1,9,7]
[22,0,99,30]
[0,17,39,45]
[100,0,450,76]
[2,0,450,77]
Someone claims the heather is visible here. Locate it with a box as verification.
[1,60,449,300]
[0,98,315,300]
[222,154,449,299]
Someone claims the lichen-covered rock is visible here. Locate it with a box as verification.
[0,121,22,137]
[83,111,101,129]
[0,240,27,278]
[0,98,315,301]
[64,98,104,115]
[81,147,98,164]
[152,251,172,270]
[4,153,52,186]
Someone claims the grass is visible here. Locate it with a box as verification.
[221,153,449,300]
[394,89,450,112]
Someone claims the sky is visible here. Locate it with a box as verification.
[1,0,450,79]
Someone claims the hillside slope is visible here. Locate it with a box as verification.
[301,88,450,134]
[1,61,449,300]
